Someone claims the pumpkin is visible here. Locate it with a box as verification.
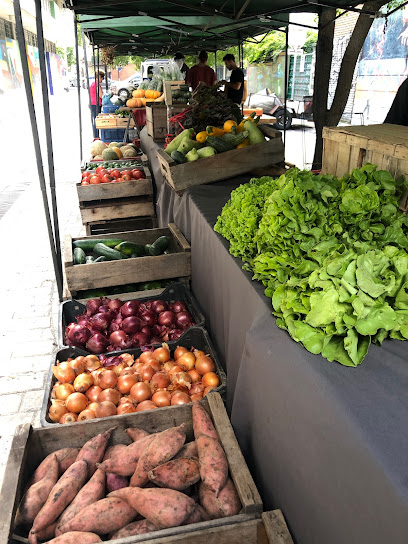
[132,89,145,98]
[111,147,123,159]
[145,90,162,100]
[126,98,143,108]
[154,93,165,103]
[140,98,148,106]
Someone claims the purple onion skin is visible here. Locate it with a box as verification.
[90,312,110,331]
[122,316,142,335]
[169,301,187,313]
[132,331,150,347]
[66,323,91,347]
[158,310,176,327]
[151,300,168,314]
[86,298,103,316]
[86,332,109,354]
[140,310,157,327]
[175,311,194,329]
[121,300,141,318]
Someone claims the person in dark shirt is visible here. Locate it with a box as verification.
[173,52,189,81]
[384,77,408,126]
[220,54,244,105]
[186,50,217,90]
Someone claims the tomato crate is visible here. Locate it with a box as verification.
[59,281,203,346]
[157,125,284,195]
[63,224,192,302]
[77,165,152,203]
[2,393,263,543]
[42,326,226,426]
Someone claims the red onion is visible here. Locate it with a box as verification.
[86,333,109,354]
[65,323,91,347]
[169,329,184,341]
[158,310,176,327]
[122,316,142,335]
[121,300,141,317]
[169,301,187,313]
[151,299,168,314]
[76,314,89,327]
[86,298,103,316]
[140,310,157,327]
[132,331,150,347]
[176,311,194,329]
[143,300,154,310]
[98,305,110,313]
[141,325,152,337]
[109,330,128,345]
[90,312,110,331]
[109,321,121,332]
[108,298,123,311]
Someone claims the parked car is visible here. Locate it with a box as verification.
[111,74,141,100]
[246,88,313,130]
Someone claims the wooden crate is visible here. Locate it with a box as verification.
[95,115,136,129]
[157,125,284,194]
[77,166,152,203]
[64,223,191,293]
[79,196,155,225]
[1,394,263,544]
[146,103,188,141]
[85,215,158,236]
[164,80,188,106]
[322,124,408,178]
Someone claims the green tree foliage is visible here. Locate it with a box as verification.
[244,32,286,64]
[66,47,76,67]
[302,31,318,53]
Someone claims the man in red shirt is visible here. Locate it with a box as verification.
[186,51,216,90]
[90,71,104,137]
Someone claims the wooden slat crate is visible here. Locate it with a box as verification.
[85,215,158,236]
[64,223,191,293]
[77,166,152,203]
[79,196,155,225]
[146,103,188,141]
[95,115,136,129]
[1,394,263,544]
[322,124,408,179]
[81,154,148,172]
[164,80,188,106]
[157,124,284,194]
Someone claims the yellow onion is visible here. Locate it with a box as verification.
[48,399,68,422]
[78,409,96,421]
[52,362,75,384]
[66,392,88,414]
[74,373,93,393]
[83,354,101,372]
[55,383,75,401]
[59,412,78,424]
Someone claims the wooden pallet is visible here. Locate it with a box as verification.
[157,124,284,194]
[85,215,158,236]
[2,393,264,544]
[64,223,191,293]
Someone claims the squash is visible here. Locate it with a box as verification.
[145,90,161,99]
[122,148,137,158]
[206,126,226,137]
[90,140,107,157]
[196,131,208,144]
[236,138,250,148]
[108,141,120,148]
[111,147,123,159]
[223,120,238,133]
[140,97,147,106]
[102,148,118,161]
[154,93,165,103]
[243,120,266,145]
[126,98,143,108]
[132,89,145,98]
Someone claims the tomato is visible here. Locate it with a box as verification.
[81,180,90,185]
[121,170,132,178]
[82,171,89,178]
[95,166,104,174]
[116,178,124,183]
[90,175,101,184]
[111,169,120,179]
[98,169,108,177]
[132,169,144,179]
[102,174,113,183]
[82,174,90,183]
[122,174,132,181]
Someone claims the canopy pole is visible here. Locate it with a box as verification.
[34,0,63,293]
[283,26,289,150]
[13,0,64,301]
[96,46,100,118]
[214,49,217,76]
[105,64,108,92]
[82,30,93,129]
[74,14,83,161]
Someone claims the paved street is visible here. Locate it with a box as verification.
[0,83,316,489]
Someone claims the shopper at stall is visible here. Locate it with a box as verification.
[90,70,105,138]
[174,52,189,81]
[384,77,408,126]
[186,50,216,90]
[220,54,244,105]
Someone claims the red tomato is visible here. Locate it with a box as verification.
[95,166,104,174]
[102,174,113,183]
[111,169,120,179]
[98,169,108,177]
[82,171,88,178]
[121,170,132,177]
[132,169,144,179]
[90,176,101,184]
[81,180,90,185]
[121,174,131,181]
[116,178,124,183]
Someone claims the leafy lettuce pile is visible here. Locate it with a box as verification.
[214,164,408,366]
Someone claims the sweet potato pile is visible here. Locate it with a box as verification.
[15,403,241,543]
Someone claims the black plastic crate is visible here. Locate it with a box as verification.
[58,282,205,352]
[41,326,226,427]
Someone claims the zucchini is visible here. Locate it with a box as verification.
[93,243,124,261]
[165,129,194,155]
[171,150,187,164]
[73,238,123,251]
[115,241,145,257]
[221,130,249,146]
[146,236,171,256]
[85,256,95,264]
[94,256,107,263]
[73,247,86,265]
[244,120,266,145]
[206,136,235,153]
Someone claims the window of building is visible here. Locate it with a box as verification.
[0,18,14,40]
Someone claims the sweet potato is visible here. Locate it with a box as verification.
[109,487,195,529]
[58,468,105,528]
[196,435,228,497]
[97,434,156,477]
[148,457,200,490]
[174,441,198,459]
[109,519,158,539]
[199,479,241,519]
[102,444,127,462]
[42,532,101,543]
[15,454,59,526]
[130,424,186,487]
[183,503,211,525]
[126,427,150,442]
[76,427,115,476]
[30,448,80,485]
[34,521,57,541]
[106,473,129,493]
[30,460,88,538]
[192,402,219,441]
[58,497,136,535]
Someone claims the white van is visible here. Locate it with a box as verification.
[141,59,171,80]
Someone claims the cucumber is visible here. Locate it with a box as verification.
[73,247,86,265]
[94,256,107,263]
[171,150,187,164]
[85,256,95,264]
[93,243,124,261]
[115,241,146,257]
[73,238,123,251]
[145,236,171,256]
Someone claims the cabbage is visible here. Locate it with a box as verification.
[90,140,108,157]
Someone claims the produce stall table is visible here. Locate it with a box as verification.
[141,126,408,544]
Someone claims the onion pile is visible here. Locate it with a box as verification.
[49,345,220,424]
[65,297,196,354]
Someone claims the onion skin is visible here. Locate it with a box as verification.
[171,391,191,405]
[152,390,171,407]
[66,392,88,414]
[136,400,157,412]
[98,388,121,406]
[55,383,75,401]
[78,409,96,421]
[98,370,118,390]
[94,401,117,418]
[195,356,216,376]
[203,386,215,396]
[83,355,101,372]
[130,382,152,403]
[86,385,102,402]
[59,412,78,424]
[117,374,138,394]
[74,373,94,393]
[202,372,220,389]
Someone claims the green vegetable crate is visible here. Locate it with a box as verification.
[157,125,284,195]
[63,223,191,297]
[146,103,188,142]
[1,394,267,544]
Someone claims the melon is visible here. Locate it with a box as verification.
[102,148,119,161]
[93,155,103,160]
[90,140,108,157]
[111,147,123,159]
[122,148,136,158]
[108,142,120,148]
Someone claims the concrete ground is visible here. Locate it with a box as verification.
[0,85,316,489]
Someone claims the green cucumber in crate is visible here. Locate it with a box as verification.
[115,241,146,257]
[73,247,86,265]
[93,243,124,261]
[73,238,124,251]
[145,236,171,256]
